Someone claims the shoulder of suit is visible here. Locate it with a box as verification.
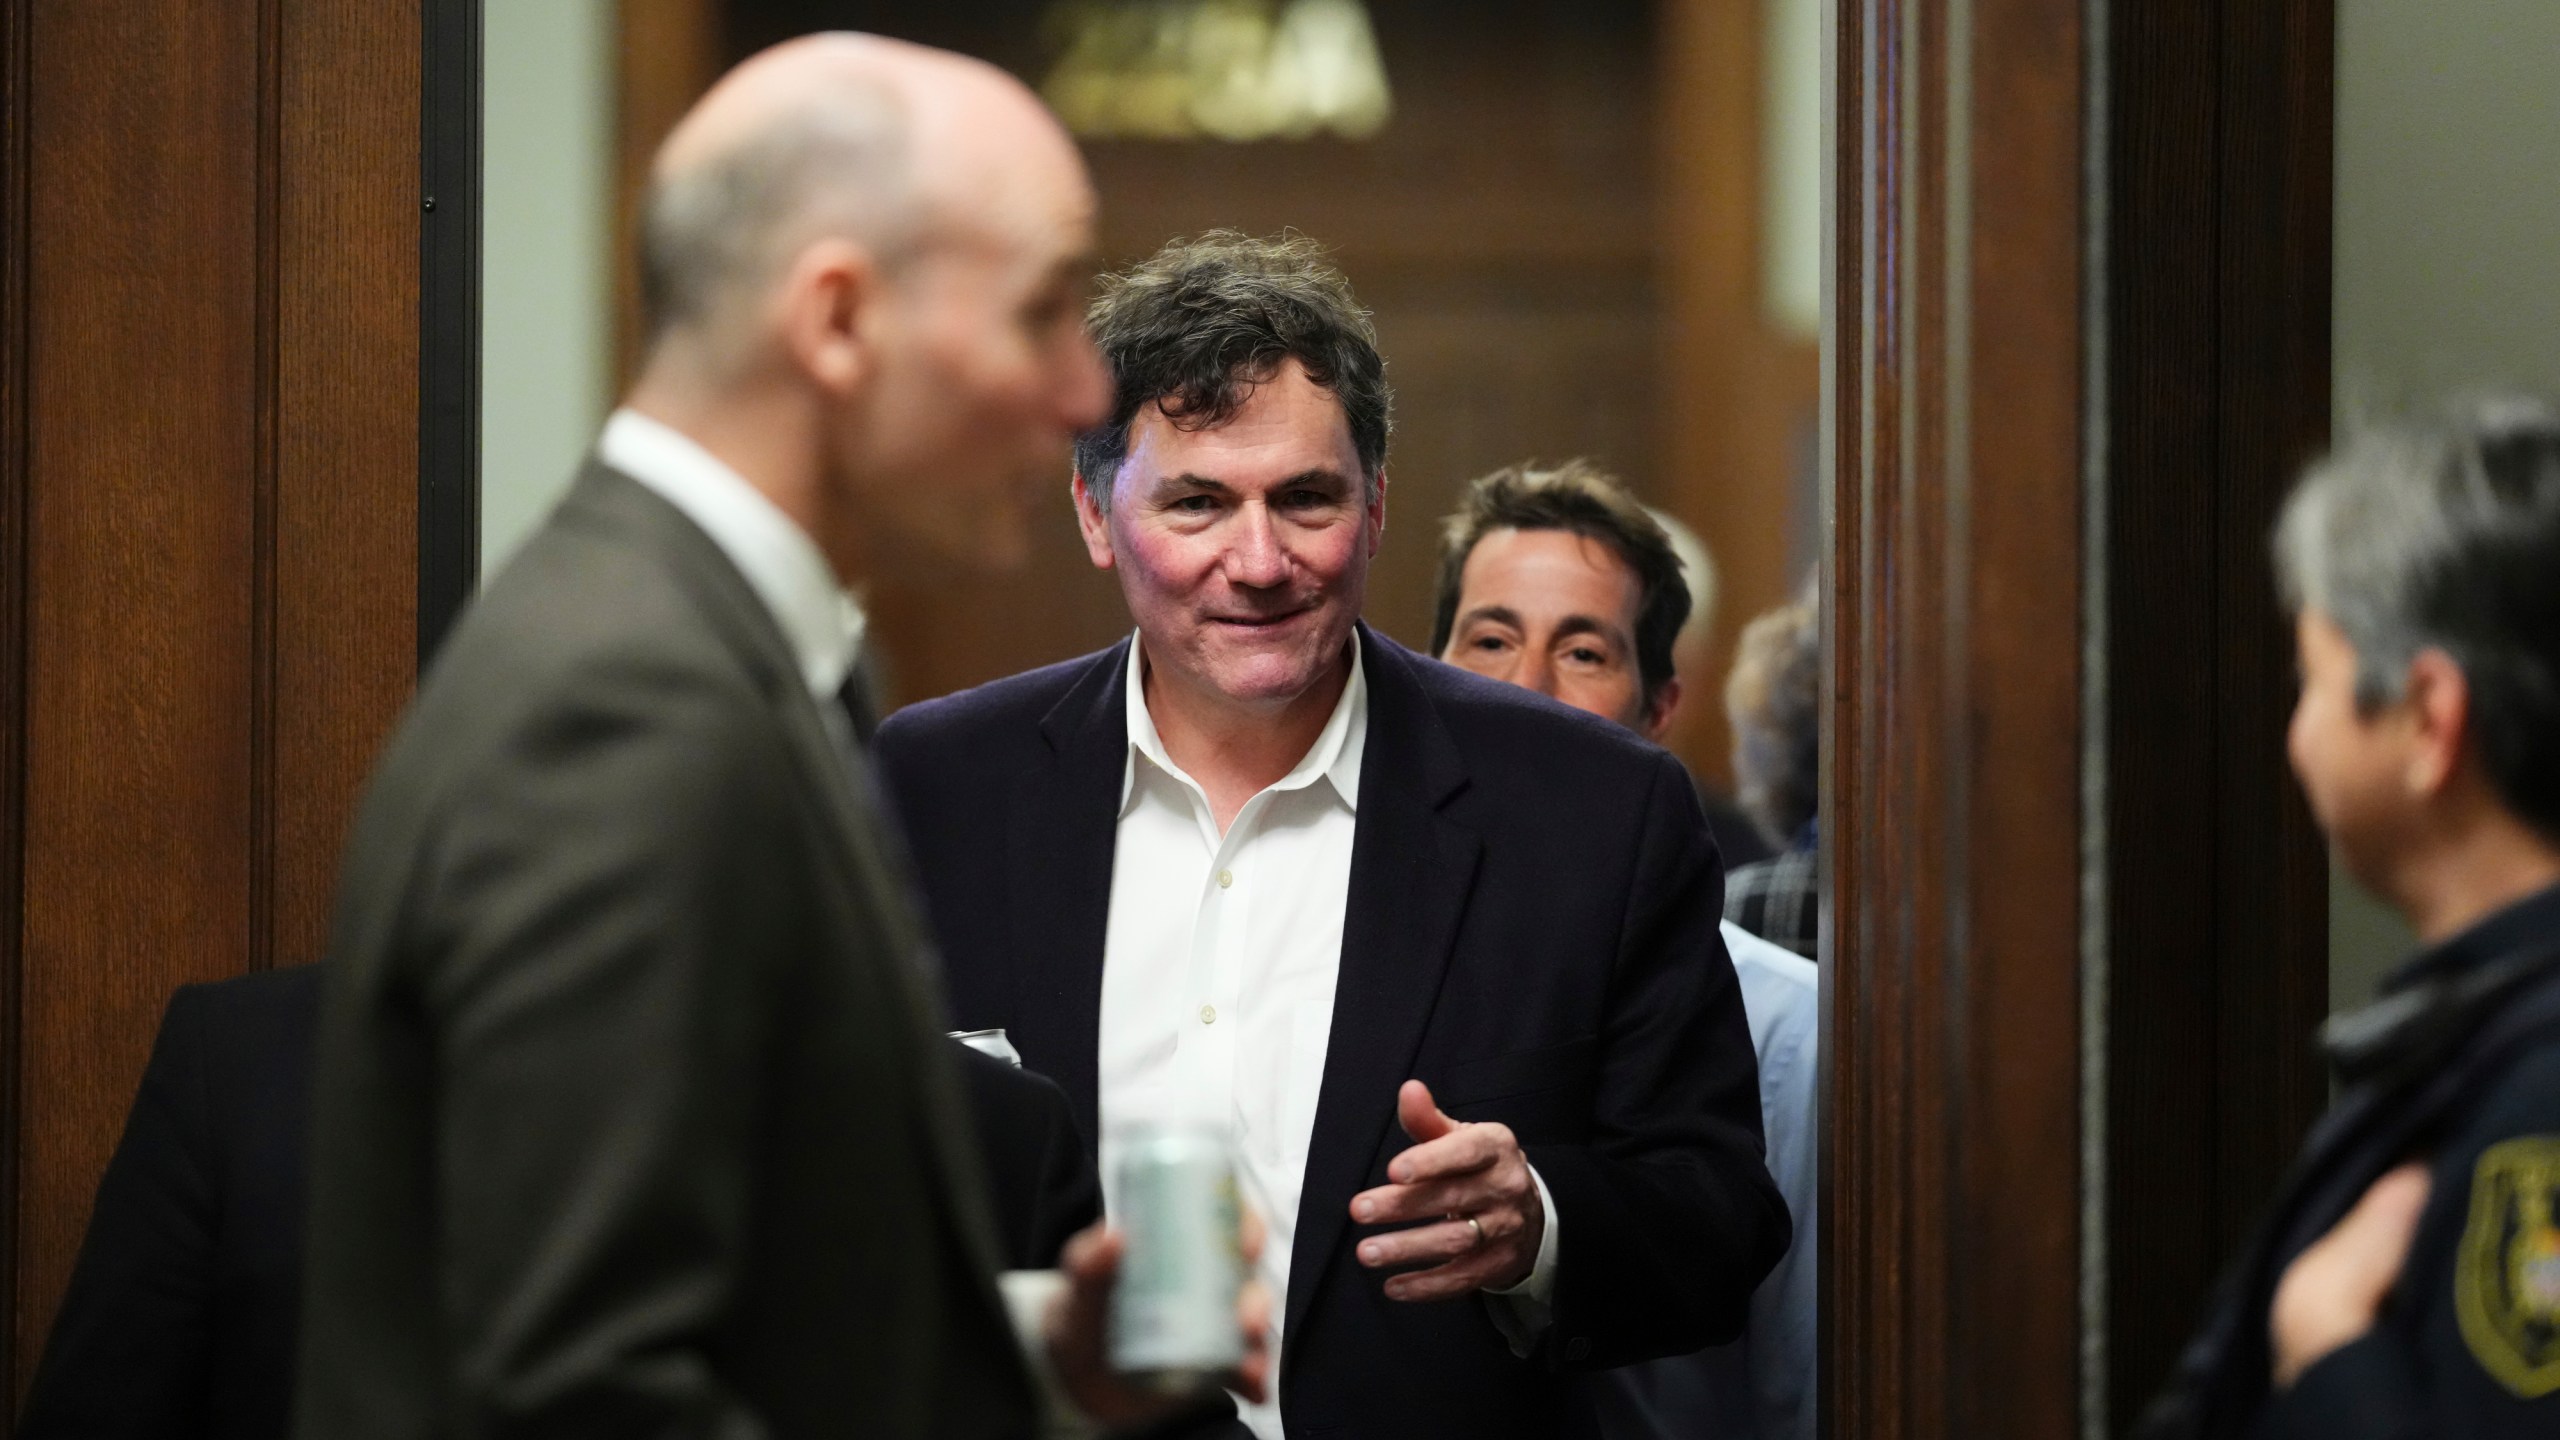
[877,643,1120,751]
[153,963,323,1089]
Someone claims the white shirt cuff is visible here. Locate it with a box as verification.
[1482,1161,1560,1355]
[999,1269,1098,1440]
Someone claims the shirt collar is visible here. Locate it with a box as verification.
[2382,878,2560,994]
[1119,627,1368,817]
[598,407,866,701]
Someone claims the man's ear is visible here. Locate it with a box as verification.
[1366,470,1389,557]
[2401,647,2473,798]
[1642,675,1684,744]
[1071,470,1117,570]
[777,237,880,397]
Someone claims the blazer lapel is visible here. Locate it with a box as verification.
[1285,631,1481,1351]
[1003,641,1131,1148]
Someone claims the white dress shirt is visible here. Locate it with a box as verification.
[598,408,866,704]
[1099,630,1557,1439]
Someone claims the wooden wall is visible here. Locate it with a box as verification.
[1827,0,2089,1433]
[626,0,1811,787]
[0,0,422,1399]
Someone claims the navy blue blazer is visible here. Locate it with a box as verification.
[876,625,1789,1439]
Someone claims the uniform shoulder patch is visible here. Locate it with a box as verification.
[2456,1135,2560,1398]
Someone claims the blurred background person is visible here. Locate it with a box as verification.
[1648,507,1777,869]
[1434,458,1816,1440]
[1722,572,1821,959]
[878,233,1785,1439]
[299,35,1259,1440]
[19,967,1096,1440]
[2139,398,2560,1439]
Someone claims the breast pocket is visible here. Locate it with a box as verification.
[1433,1035,1599,1142]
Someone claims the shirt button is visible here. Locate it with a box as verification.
[1217,869,1234,889]
[1200,1004,1218,1025]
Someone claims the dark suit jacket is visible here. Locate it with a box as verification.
[298,463,1035,1440]
[24,963,1101,1440]
[957,1046,1106,1269]
[21,966,320,1440]
[875,625,1790,1439]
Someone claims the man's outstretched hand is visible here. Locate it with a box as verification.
[1350,1079,1545,1301]
[1045,1209,1271,1427]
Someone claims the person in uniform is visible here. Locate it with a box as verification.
[2139,397,2560,1438]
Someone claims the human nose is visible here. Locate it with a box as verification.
[1226,505,1288,588]
[1519,651,1558,698]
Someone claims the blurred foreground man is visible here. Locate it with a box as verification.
[1432,461,1816,1440]
[299,36,1262,1440]
[2140,399,2560,1439]
[875,234,1787,1438]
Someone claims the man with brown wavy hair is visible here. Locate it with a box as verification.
[878,232,1786,1439]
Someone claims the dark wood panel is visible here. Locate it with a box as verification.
[1827,1,2086,1436]
[15,1,265,1385]
[0,0,33,1411]
[3,0,428,1397]
[2101,0,2334,1426]
[272,0,421,968]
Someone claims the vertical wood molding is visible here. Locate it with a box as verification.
[275,0,422,967]
[0,0,32,1412]
[1827,0,2086,1435]
[2099,0,2334,1423]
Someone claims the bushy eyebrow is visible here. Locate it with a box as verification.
[1549,615,1626,647]
[1145,468,1354,499]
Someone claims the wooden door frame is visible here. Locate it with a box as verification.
[1822,0,2335,1434]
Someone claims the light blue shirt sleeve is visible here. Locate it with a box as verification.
[1727,923,1820,1440]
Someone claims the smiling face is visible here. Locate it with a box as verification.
[1440,526,1674,739]
[1075,358,1383,715]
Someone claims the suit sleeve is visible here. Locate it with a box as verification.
[20,987,220,1440]
[408,679,814,1440]
[1525,752,1791,1367]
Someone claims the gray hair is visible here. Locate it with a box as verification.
[638,78,922,356]
[1726,568,1822,849]
[2274,395,2560,838]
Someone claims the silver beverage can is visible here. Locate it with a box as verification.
[1108,1119,1244,1392]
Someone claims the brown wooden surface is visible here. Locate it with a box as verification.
[1657,0,1820,786]
[3,0,421,1398]
[1826,0,2087,1436]
[273,0,421,969]
[614,0,723,394]
[0,0,31,1410]
[2100,0,2335,1426]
